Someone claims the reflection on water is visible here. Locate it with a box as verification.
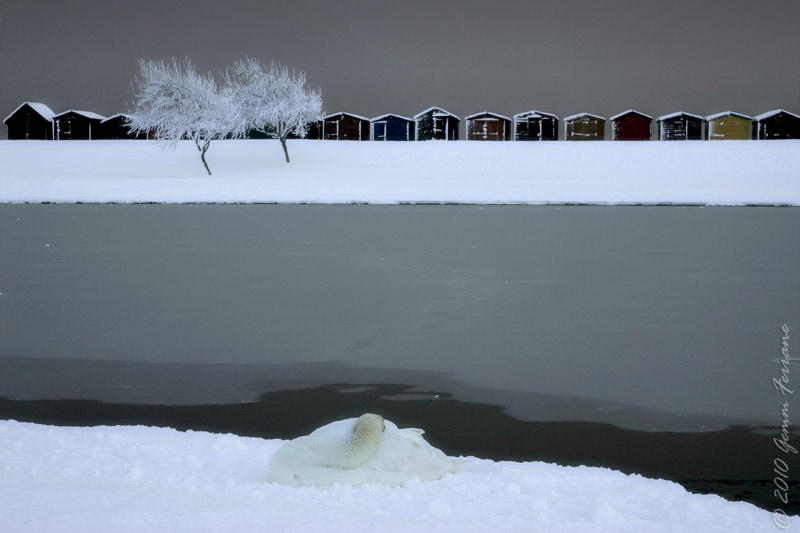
[1,204,799,430]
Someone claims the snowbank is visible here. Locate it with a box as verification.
[0,139,798,205]
[0,420,790,532]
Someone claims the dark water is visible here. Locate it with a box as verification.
[1,204,798,511]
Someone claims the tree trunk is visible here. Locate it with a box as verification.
[196,139,213,175]
[280,135,290,163]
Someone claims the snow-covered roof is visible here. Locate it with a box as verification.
[704,111,751,121]
[513,110,559,120]
[413,106,460,120]
[3,102,57,124]
[610,110,653,121]
[465,111,512,122]
[323,112,370,122]
[101,113,132,123]
[54,110,107,121]
[563,113,606,122]
[754,109,800,121]
[370,113,413,123]
[656,111,703,122]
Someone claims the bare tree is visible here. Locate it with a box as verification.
[129,59,245,175]
[230,58,323,163]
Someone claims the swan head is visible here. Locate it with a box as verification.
[355,413,385,434]
[324,413,383,469]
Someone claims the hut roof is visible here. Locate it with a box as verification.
[4,102,57,124]
[54,110,107,121]
[656,111,703,122]
[610,110,653,121]
[413,107,460,120]
[754,109,800,121]
[466,111,512,121]
[513,110,559,120]
[563,113,606,122]
[704,111,752,121]
[370,113,413,122]
[323,112,370,122]
[101,113,132,123]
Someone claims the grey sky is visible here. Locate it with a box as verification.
[1,0,798,139]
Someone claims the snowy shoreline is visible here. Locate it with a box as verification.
[1,139,798,205]
[1,419,795,532]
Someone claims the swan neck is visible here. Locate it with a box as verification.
[337,415,383,469]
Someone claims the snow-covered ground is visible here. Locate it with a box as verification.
[2,139,798,530]
[1,420,792,532]
[0,139,798,205]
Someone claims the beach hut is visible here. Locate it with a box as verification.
[513,110,559,141]
[4,102,56,140]
[98,113,148,139]
[610,110,652,141]
[414,107,460,141]
[53,110,106,140]
[753,109,800,140]
[322,112,370,141]
[305,120,323,140]
[564,113,606,141]
[371,114,415,141]
[466,112,512,141]
[704,112,752,140]
[656,112,703,141]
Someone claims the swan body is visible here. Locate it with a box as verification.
[267,413,460,486]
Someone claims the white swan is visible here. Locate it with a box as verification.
[267,413,461,486]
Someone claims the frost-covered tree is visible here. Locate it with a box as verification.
[129,59,245,175]
[230,58,323,163]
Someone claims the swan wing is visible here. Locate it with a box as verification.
[268,418,360,485]
[366,427,459,481]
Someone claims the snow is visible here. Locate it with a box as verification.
[413,106,460,119]
[706,111,752,121]
[323,112,371,122]
[1,139,797,205]
[1,139,799,530]
[370,113,414,122]
[101,113,132,123]
[465,111,512,121]
[2,101,57,123]
[513,110,552,120]
[53,110,108,121]
[754,109,800,121]
[609,109,653,121]
[656,111,704,122]
[563,112,606,122]
[0,420,791,532]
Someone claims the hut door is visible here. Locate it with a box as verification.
[479,120,489,140]
[374,121,387,141]
[433,117,444,139]
[672,120,685,140]
[325,120,339,140]
[56,118,72,141]
[529,118,542,141]
[433,114,451,140]
[480,119,499,141]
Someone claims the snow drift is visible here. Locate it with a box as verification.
[0,420,793,532]
[0,139,798,205]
